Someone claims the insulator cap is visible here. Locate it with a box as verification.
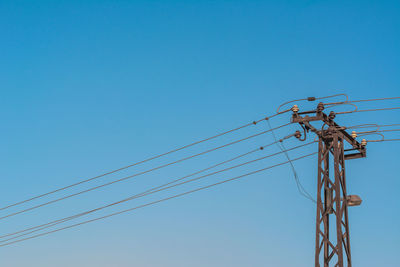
[292,105,299,113]
[351,131,357,138]
[328,111,336,120]
[294,130,301,139]
[317,102,325,112]
[361,139,367,146]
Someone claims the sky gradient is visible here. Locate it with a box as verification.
[0,1,399,266]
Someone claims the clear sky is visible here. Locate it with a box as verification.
[0,1,399,266]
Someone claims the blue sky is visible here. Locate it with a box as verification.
[0,1,399,266]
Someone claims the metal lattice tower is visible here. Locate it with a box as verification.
[292,104,366,267]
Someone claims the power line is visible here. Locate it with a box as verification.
[292,96,400,116]
[0,151,317,248]
[324,102,359,114]
[276,94,349,113]
[0,111,290,212]
[357,129,400,134]
[290,96,399,265]
[346,123,379,131]
[336,106,400,115]
[324,96,400,105]
[279,141,316,203]
[0,138,282,240]
[368,138,400,142]
[3,95,397,259]
[0,139,314,242]
[376,124,400,128]
[345,123,400,133]
[0,122,293,221]
[265,120,316,203]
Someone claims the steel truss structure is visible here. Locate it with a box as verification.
[292,105,366,267]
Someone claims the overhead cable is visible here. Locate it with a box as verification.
[368,138,400,142]
[0,111,291,212]
[324,96,400,105]
[265,120,316,203]
[276,94,349,113]
[0,139,314,241]
[0,151,318,248]
[357,129,400,134]
[336,107,400,115]
[0,138,286,240]
[0,122,294,220]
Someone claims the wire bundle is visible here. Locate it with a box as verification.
[1,94,399,248]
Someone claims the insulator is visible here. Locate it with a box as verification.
[329,111,336,120]
[317,102,324,112]
[351,131,357,138]
[361,139,367,146]
[294,130,301,139]
[292,105,299,113]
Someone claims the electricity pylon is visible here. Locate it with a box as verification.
[292,103,365,267]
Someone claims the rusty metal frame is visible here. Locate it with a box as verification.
[292,107,365,267]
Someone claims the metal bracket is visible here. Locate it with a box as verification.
[292,110,366,160]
